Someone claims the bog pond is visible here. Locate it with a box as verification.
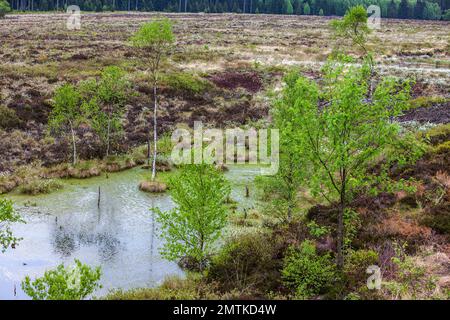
[0,166,259,299]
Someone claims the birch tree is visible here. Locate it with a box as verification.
[279,57,411,269]
[49,84,83,166]
[130,19,175,181]
[97,66,129,158]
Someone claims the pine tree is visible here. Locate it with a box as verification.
[303,2,310,15]
[284,0,293,14]
[399,0,409,19]
[387,0,397,18]
[294,0,302,14]
[414,0,425,18]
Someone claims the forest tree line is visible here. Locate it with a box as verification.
[4,0,450,20]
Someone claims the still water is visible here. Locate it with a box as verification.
[0,166,259,300]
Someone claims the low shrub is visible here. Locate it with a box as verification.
[281,240,337,299]
[162,72,211,94]
[421,203,450,235]
[106,274,218,300]
[0,175,18,194]
[382,243,439,299]
[0,105,21,129]
[344,249,379,292]
[19,179,63,195]
[207,232,280,295]
[423,123,450,145]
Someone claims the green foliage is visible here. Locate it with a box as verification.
[283,0,293,14]
[0,0,11,18]
[444,9,450,21]
[80,66,129,157]
[343,209,361,251]
[279,58,411,204]
[331,5,371,53]
[162,72,211,94]
[277,55,412,267]
[307,220,330,238]
[49,83,83,165]
[282,240,337,299]
[408,96,448,109]
[153,164,230,265]
[0,198,23,253]
[49,84,82,132]
[256,70,307,223]
[423,1,442,20]
[130,18,175,80]
[130,18,175,49]
[21,259,102,300]
[303,2,311,15]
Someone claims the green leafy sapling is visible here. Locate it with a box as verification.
[22,259,102,300]
[331,5,371,56]
[96,66,129,158]
[0,198,24,253]
[48,84,83,165]
[279,57,411,269]
[153,164,230,267]
[257,71,307,222]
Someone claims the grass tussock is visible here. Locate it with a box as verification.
[106,274,218,300]
[19,179,63,195]
[139,181,167,193]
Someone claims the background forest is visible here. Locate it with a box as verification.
[4,0,450,20]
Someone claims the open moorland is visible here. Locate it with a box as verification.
[1,13,449,172]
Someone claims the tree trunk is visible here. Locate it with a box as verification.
[147,135,151,166]
[106,115,111,158]
[70,124,77,166]
[151,82,158,181]
[337,171,347,270]
[337,200,344,269]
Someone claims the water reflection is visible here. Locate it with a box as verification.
[51,203,122,262]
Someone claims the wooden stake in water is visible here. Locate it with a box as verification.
[245,185,249,198]
[98,186,101,209]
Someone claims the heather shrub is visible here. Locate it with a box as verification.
[207,232,280,295]
[0,106,20,129]
[281,240,337,299]
[344,249,379,291]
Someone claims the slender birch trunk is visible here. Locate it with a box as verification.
[70,123,77,166]
[151,80,158,181]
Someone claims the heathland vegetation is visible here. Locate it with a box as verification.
[0,6,449,300]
